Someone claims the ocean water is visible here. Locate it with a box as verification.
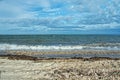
[0,35,120,51]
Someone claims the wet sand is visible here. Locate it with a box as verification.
[6,50,120,55]
[4,50,120,58]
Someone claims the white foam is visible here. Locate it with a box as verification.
[0,43,84,51]
[0,43,119,51]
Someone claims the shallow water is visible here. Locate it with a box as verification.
[33,53,120,58]
[0,50,120,58]
[0,35,120,51]
[0,35,120,58]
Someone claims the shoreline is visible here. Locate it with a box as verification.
[1,50,119,59]
[0,54,120,61]
[5,50,120,55]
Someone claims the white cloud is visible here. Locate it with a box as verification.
[0,0,35,18]
[74,22,120,30]
[0,0,120,34]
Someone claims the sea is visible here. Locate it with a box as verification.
[0,35,120,51]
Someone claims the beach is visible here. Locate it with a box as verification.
[0,50,120,80]
[4,50,120,59]
[0,35,120,80]
[0,55,120,80]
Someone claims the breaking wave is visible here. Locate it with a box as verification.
[0,43,120,51]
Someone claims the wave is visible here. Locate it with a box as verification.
[0,43,120,51]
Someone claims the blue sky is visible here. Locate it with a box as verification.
[0,0,120,34]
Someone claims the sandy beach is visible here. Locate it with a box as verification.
[0,44,120,80]
[5,50,120,55]
[0,54,120,80]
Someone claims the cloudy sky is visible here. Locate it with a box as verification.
[0,0,120,34]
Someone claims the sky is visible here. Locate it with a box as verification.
[0,0,120,34]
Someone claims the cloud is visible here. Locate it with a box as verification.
[0,0,35,18]
[0,0,120,34]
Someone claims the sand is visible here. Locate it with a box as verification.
[6,50,120,55]
[0,56,120,80]
[0,50,120,80]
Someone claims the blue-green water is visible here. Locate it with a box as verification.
[0,35,120,51]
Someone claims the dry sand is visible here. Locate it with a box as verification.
[0,56,120,80]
